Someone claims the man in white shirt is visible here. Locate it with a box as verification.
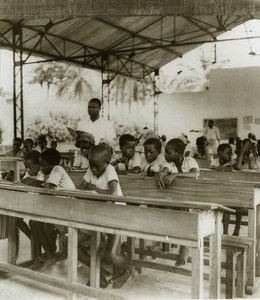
[203,119,220,154]
[77,98,116,146]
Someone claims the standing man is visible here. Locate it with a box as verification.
[77,98,116,146]
[203,119,220,154]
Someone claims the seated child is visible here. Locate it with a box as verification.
[73,132,95,170]
[16,151,45,245]
[189,136,213,161]
[112,134,141,174]
[30,148,75,271]
[210,143,233,169]
[23,138,34,157]
[157,138,199,267]
[140,138,167,176]
[79,144,130,289]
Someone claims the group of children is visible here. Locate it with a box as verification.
[1,129,258,289]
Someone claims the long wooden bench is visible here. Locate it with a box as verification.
[0,183,232,299]
[118,174,260,295]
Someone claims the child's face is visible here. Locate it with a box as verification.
[120,141,136,159]
[164,145,179,163]
[40,158,53,175]
[80,140,93,158]
[144,144,160,163]
[219,147,232,163]
[24,159,40,177]
[89,155,108,178]
[23,142,32,156]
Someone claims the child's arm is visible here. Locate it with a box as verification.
[233,143,250,170]
[78,178,90,190]
[44,182,57,189]
[111,156,128,167]
[88,180,118,195]
[156,167,176,189]
[176,168,199,178]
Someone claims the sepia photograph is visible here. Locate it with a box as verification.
[0,1,260,299]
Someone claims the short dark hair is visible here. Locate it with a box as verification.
[89,98,101,108]
[13,137,22,144]
[38,135,47,142]
[119,134,136,147]
[218,143,231,153]
[89,144,111,162]
[166,138,185,155]
[229,137,235,144]
[144,138,162,152]
[24,150,41,165]
[41,148,61,165]
[24,138,34,148]
[196,136,207,147]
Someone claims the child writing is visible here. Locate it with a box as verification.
[157,138,199,267]
[112,134,141,174]
[30,148,75,271]
[79,144,130,289]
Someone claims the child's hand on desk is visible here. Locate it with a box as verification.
[118,156,128,164]
[88,184,97,191]
[162,174,176,186]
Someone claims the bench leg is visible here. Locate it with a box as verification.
[226,249,236,299]
[67,227,78,283]
[209,211,222,299]
[137,239,146,273]
[90,231,101,288]
[190,244,204,299]
[8,217,17,265]
[127,237,135,276]
[246,209,256,294]
[236,251,246,297]
[256,204,260,277]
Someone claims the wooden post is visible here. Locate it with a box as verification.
[127,237,135,276]
[90,231,101,288]
[68,227,78,283]
[190,243,204,299]
[236,251,246,297]
[226,249,236,299]
[209,211,222,299]
[8,217,17,265]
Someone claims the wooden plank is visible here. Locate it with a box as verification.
[0,262,125,300]
[226,249,236,299]
[90,231,101,288]
[236,251,246,297]
[127,237,135,276]
[68,227,78,283]
[209,211,222,299]
[190,245,204,299]
[0,189,206,240]
[7,217,17,265]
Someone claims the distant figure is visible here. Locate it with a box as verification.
[0,137,23,157]
[23,138,34,156]
[77,98,116,145]
[137,127,159,146]
[203,120,220,154]
[160,135,167,155]
[50,141,57,149]
[189,136,213,161]
[34,135,48,153]
[228,137,236,156]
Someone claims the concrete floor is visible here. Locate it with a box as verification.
[0,222,260,300]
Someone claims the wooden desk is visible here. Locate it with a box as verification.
[118,174,260,295]
[0,157,23,181]
[0,184,232,299]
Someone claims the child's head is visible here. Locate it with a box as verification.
[24,150,41,177]
[196,136,208,150]
[217,144,232,164]
[88,144,111,178]
[79,132,95,158]
[38,135,47,151]
[144,138,161,163]
[13,137,22,152]
[40,148,61,175]
[237,139,251,164]
[164,138,185,163]
[23,138,34,156]
[257,140,260,155]
[119,134,136,159]
[50,141,57,149]
[161,135,167,143]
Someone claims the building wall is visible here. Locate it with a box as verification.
[157,66,260,144]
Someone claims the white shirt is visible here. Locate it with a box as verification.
[23,170,45,181]
[203,126,220,140]
[114,152,142,172]
[166,157,200,174]
[83,164,123,196]
[73,149,89,169]
[46,165,75,190]
[77,117,116,145]
[141,154,169,174]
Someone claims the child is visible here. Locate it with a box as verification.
[210,143,233,169]
[157,138,199,267]
[233,139,257,170]
[30,148,75,271]
[23,138,34,157]
[112,134,141,174]
[141,138,167,176]
[79,144,130,289]
[34,135,48,153]
[189,136,213,161]
[72,132,95,170]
